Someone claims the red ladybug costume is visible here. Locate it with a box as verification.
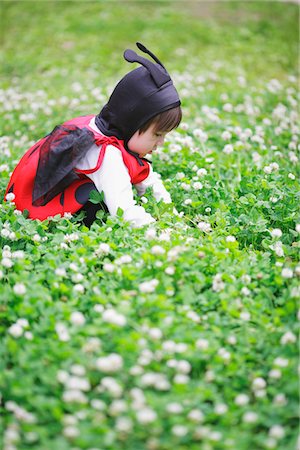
[5,115,150,220]
[5,43,181,224]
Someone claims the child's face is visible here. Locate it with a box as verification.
[127,124,167,157]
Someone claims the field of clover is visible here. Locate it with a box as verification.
[0,2,299,450]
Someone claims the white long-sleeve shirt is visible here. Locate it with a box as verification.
[75,118,172,227]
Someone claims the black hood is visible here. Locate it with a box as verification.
[95,42,181,145]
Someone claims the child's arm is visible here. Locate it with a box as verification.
[134,165,172,204]
[78,145,156,227]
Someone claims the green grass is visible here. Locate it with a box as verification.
[0,1,299,449]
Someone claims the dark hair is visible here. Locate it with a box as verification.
[139,105,182,134]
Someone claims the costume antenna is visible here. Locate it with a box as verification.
[136,42,166,70]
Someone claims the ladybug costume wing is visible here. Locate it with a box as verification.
[32,124,95,206]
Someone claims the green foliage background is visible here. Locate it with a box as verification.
[0,1,299,450]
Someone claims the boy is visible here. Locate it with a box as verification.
[5,43,182,227]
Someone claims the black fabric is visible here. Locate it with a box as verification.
[77,200,109,228]
[32,125,95,206]
[95,42,180,145]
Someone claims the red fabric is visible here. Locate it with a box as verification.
[5,115,150,220]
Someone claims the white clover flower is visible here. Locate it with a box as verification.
[12,250,24,259]
[165,266,175,275]
[55,323,70,342]
[115,416,133,432]
[145,227,156,239]
[96,353,123,373]
[240,311,251,321]
[93,304,104,313]
[55,267,67,277]
[70,311,85,326]
[281,268,293,279]
[136,407,157,424]
[176,360,192,374]
[177,343,189,353]
[159,229,172,241]
[241,287,251,296]
[17,318,29,328]
[1,228,10,238]
[64,233,79,243]
[57,370,70,384]
[151,245,165,255]
[263,165,273,174]
[221,130,232,140]
[242,411,258,423]
[280,331,296,345]
[33,234,41,242]
[148,328,163,340]
[197,168,207,177]
[98,243,110,254]
[66,376,91,392]
[223,103,233,112]
[102,308,127,326]
[214,403,228,415]
[273,393,287,406]
[227,335,237,345]
[63,426,79,438]
[2,257,13,268]
[196,338,209,350]
[166,402,183,414]
[116,254,132,265]
[72,273,84,283]
[176,172,185,180]
[8,323,23,338]
[193,129,208,142]
[5,193,15,202]
[210,431,223,441]
[288,173,295,180]
[271,228,282,238]
[218,348,231,361]
[69,263,79,272]
[197,221,211,232]
[100,377,123,397]
[184,198,192,205]
[193,181,203,190]
[223,144,234,154]
[271,241,284,257]
[234,394,249,406]
[138,279,159,293]
[273,357,288,367]
[174,374,189,384]
[188,409,204,422]
[162,340,177,353]
[90,399,106,410]
[103,263,115,273]
[23,331,32,340]
[269,425,285,439]
[252,377,266,390]
[13,283,26,295]
[268,369,282,379]
[73,284,85,293]
[212,273,225,292]
[172,425,188,437]
[296,224,300,233]
[62,390,88,404]
[226,235,236,242]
